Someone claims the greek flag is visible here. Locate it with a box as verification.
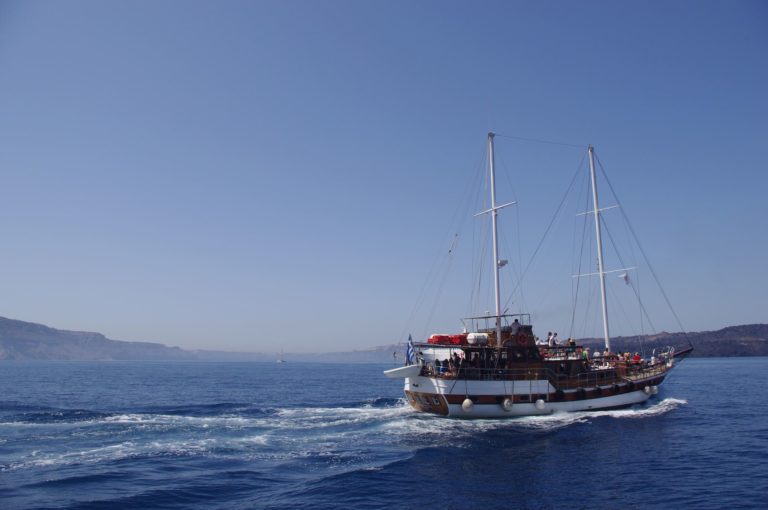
[406,335,415,365]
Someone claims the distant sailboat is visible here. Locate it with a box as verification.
[277,349,286,363]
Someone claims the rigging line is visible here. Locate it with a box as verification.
[600,214,627,269]
[473,192,492,307]
[581,237,598,341]
[406,231,469,340]
[570,167,590,336]
[396,253,446,342]
[404,142,488,342]
[513,204,527,313]
[497,150,527,313]
[450,144,489,248]
[570,168,592,339]
[468,158,489,317]
[503,153,587,311]
[468,215,479,317]
[601,218,657,333]
[636,272,644,337]
[628,280,656,333]
[424,251,458,335]
[499,219,526,313]
[595,155,690,341]
[606,278,638,347]
[397,235,457,342]
[494,133,588,149]
[499,234,517,303]
[618,190,640,271]
[580,283,598,342]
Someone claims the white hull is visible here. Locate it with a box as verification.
[404,374,660,418]
[442,390,652,418]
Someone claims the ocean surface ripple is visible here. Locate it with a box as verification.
[1,359,766,509]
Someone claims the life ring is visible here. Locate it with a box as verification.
[515,334,527,346]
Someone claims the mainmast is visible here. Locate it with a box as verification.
[488,132,503,344]
[588,145,611,352]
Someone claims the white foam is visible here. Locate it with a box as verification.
[3,398,687,473]
[235,434,269,446]
[379,398,686,436]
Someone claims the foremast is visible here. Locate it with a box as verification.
[483,132,516,346]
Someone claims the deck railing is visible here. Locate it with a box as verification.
[419,360,670,389]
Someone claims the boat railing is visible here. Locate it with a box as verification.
[419,360,670,388]
[537,346,583,360]
[461,313,532,332]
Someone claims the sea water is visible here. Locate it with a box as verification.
[1,358,766,509]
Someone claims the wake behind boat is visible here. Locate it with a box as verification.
[385,133,692,418]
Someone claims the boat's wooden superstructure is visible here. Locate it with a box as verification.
[384,133,691,418]
[390,318,683,418]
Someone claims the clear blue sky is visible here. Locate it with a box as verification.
[0,1,765,352]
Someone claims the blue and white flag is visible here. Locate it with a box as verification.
[406,334,415,365]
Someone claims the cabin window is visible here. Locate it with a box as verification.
[432,397,441,405]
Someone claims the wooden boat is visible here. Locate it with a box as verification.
[384,133,692,418]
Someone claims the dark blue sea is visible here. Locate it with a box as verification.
[1,358,766,509]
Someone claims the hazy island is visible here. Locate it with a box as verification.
[0,316,766,362]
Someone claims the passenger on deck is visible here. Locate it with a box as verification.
[510,319,521,335]
[453,352,461,367]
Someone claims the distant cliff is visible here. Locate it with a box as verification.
[579,324,768,357]
[0,316,765,362]
[0,317,194,361]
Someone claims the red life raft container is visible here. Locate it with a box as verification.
[427,334,468,345]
